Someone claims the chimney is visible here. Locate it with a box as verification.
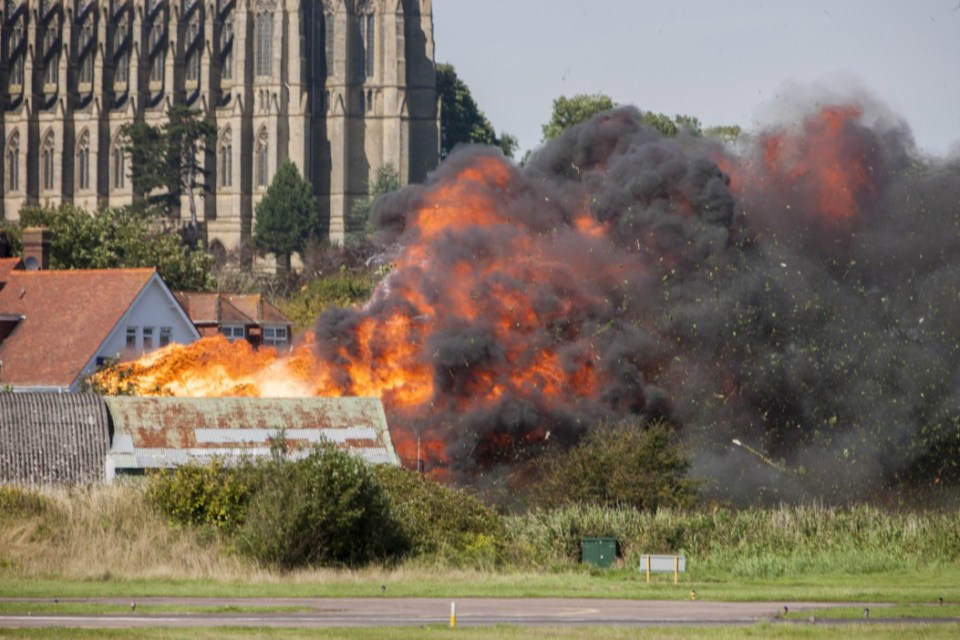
[21,227,52,271]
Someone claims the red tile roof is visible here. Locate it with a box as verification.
[174,292,291,327]
[0,262,156,388]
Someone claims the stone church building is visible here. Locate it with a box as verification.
[0,0,438,253]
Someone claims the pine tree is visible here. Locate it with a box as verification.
[251,160,318,271]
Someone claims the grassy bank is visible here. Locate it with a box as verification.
[2,484,959,603]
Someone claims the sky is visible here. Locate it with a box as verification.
[432,0,960,159]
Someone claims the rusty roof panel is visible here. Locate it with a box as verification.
[103,396,398,466]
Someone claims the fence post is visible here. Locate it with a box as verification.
[674,555,679,584]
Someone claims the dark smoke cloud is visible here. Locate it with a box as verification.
[317,96,960,504]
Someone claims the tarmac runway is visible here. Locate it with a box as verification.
[0,596,902,628]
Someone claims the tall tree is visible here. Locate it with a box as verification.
[541,93,616,141]
[120,105,216,225]
[436,63,516,159]
[251,160,318,272]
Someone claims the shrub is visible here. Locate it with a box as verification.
[372,465,504,563]
[237,445,405,569]
[529,418,699,511]
[145,459,263,532]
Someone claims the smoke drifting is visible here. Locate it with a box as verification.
[104,89,960,504]
[317,94,960,502]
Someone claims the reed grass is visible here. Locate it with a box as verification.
[2,484,959,586]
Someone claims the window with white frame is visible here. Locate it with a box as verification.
[220,325,245,341]
[126,326,137,349]
[263,326,289,347]
[142,326,154,350]
[159,326,172,347]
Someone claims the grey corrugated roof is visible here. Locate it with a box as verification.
[0,393,110,484]
[103,396,399,471]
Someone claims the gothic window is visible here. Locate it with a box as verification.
[255,11,273,77]
[5,132,19,192]
[255,128,268,187]
[41,132,56,192]
[219,128,232,188]
[324,8,334,74]
[113,18,130,85]
[149,23,165,84]
[43,15,60,87]
[185,17,201,83]
[358,2,374,79]
[78,16,95,85]
[221,17,234,81]
[112,137,126,189]
[77,130,91,190]
[8,21,24,87]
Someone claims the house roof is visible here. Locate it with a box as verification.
[0,393,110,485]
[0,262,156,388]
[174,292,291,328]
[103,396,399,472]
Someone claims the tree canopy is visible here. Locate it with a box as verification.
[348,164,401,242]
[436,63,516,159]
[120,105,217,224]
[251,159,318,272]
[14,204,214,290]
[541,93,617,141]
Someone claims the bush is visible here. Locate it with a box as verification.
[373,466,504,564]
[529,419,699,511]
[237,445,405,569]
[145,459,262,532]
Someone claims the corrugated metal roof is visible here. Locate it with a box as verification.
[103,396,399,470]
[0,393,110,484]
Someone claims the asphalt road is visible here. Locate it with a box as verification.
[0,597,895,628]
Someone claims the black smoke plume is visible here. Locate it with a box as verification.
[316,94,960,504]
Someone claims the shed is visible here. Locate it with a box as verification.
[103,396,399,479]
[0,393,110,484]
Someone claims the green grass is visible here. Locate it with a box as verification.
[1,624,960,640]
[2,563,960,603]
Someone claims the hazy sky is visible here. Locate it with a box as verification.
[432,0,960,158]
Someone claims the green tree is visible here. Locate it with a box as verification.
[436,63,516,159]
[348,163,401,241]
[530,419,698,511]
[541,93,616,141]
[17,204,214,290]
[251,159,318,272]
[120,105,216,225]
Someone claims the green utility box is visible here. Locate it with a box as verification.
[581,537,618,568]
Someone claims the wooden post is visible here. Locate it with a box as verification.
[645,555,651,583]
[674,555,679,584]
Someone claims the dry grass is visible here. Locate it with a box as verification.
[1,484,260,582]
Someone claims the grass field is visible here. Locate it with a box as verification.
[2,484,960,637]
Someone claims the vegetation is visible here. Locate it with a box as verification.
[237,444,401,569]
[13,204,214,290]
[119,104,217,225]
[348,163,401,242]
[541,93,617,141]
[436,63,516,158]
[280,268,378,329]
[529,420,698,512]
[251,159,319,272]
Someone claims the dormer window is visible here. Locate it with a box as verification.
[263,325,289,347]
[220,325,245,341]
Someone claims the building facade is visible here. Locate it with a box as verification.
[0,0,438,253]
